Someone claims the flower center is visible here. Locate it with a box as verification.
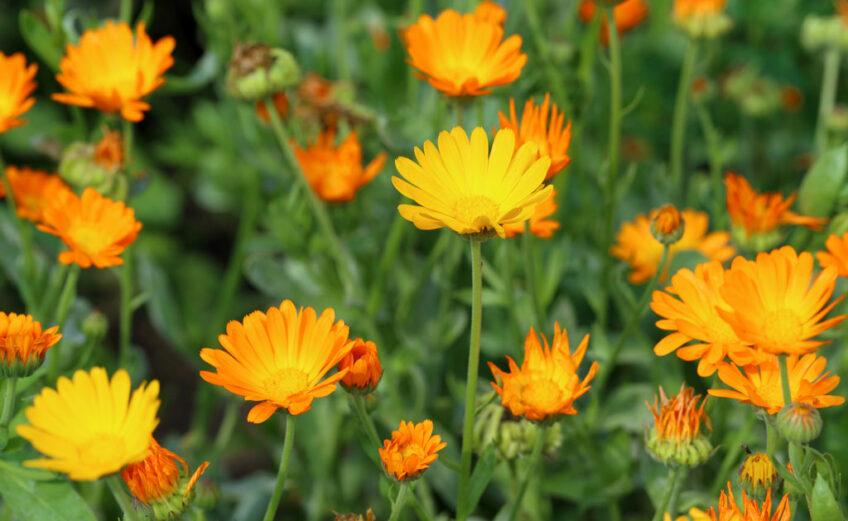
[521,378,563,414]
[759,309,803,352]
[453,196,500,230]
[77,434,126,469]
[263,367,310,404]
[69,222,110,255]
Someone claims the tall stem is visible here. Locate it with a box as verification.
[118,0,133,23]
[106,474,142,521]
[388,483,410,521]
[814,46,841,155]
[263,415,296,521]
[521,222,545,328]
[118,247,133,367]
[522,0,568,112]
[349,394,383,453]
[0,378,18,450]
[651,466,683,521]
[48,264,81,382]
[366,211,406,317]
[454,99,465,128]
[507,425,546,521]
[456,239,484,521]
[669,41,698,200]
[778,354,792,407]
[694,104,725,230]
[332,0,350,82]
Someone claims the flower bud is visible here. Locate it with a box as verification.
[226,42,300,101]
[776,402,822,443]
[651,205,684,245]
[0,313,61,378]
[674,13,732,39]
[645,385,713,467]
[81,310,108,341]
[738,452,779,500]
[826,105,848,134]
[58,130,128,200]
[338,339,382,394]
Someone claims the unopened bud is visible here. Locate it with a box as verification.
[59,130,128,200]
[226,42,300,101]
[738,452,779,500]
[776,402,822,443]
[81,310,108,341]
[651,205,684,245]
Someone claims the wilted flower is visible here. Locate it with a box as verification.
[645,384,712,467]
[226,42,300,101]
[379,419,446,481]
[0,312,61,378]
[0,52,37,133]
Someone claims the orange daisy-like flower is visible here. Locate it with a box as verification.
[474,1,507,25]
[488,323,599,421]
[673,0,726,20]
[379,419,446,481]
[707,483,790,521]
[2,166,73,223]
[647,384,711,446]
[611,208,735,284]
[817,232,848,277]
[403,9,526,97]
[503,188,560,239]
[52,22,175,122]
[725,173,827,238]
[0,52,37,134]
[121,437,210,506]
[718,247,846,355]
[651,261,764,377]
[579,0,650,44]
[200,300,355,423]
[0,312,61,378]
[292,129,386,203]
[338,338,383,393]
[38,187,142,268]
[709,354,844,414]
[498,94,572,181]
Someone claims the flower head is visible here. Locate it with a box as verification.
[817,232,848,277]
[503,188,560,239]
[52,22,175,121]
[497,94,572,180]
[645,384,713,466]
[403,9,526,97]
[579,0,649,44]
[717,247,846,355]
[38,187,142,268]
[611,208,735,284]
[393,127,552,240]
[379,419,446,481]
[293,129,386,203]
[226,42,299,101]
[200,300,354,423]
[16,367,160,481]
[489,323,598,421]
[338,338,383,394]
[709,353,844,414]
[776,402,823,443]
[707,483,790,521]
[0,52,37,133]
[0,312,61,378]
[2,166,73,223]
[94,129,124,170]
[738,452,778,500]
[474,1,507,25]
[651,204,685,245]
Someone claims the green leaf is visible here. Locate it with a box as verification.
[798,145,848,218]
[0,467,96,521]
[19,11,62,71]
[810,472,843,521]
[135,251,188,353]
[467,444,498,514]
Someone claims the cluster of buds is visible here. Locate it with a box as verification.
[59,128,128,200]
[473,401,563,461]
[801,11,848,53]
[226,42,300,101]
[645,385,713,467]
[650,205,685,245]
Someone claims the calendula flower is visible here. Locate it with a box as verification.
[379,419,446,481]
[393,127,552,239]
[488,323,598,421]
[651,204,684,245]
[651,260,764,377]
[503,188,560,239]
[645,384,712,466]
[0,312,61,378]
[292,129,386,203]
[93,129,124,170]
[718,247,846,355]
[665,508,712,521]
[738,452,779,499]
[611,208,735,284]
[707,483,790,521]
[709,353,844,414]
[817,232,848,277]
[52,22,175,122]
[0,52,37,133]
[474,1,507,25]
[38,187,142,268]
[58,130,128,200]
[200,300,354,423]
[2,166,73,223]
[498,94,572,181]
[338,338,382,393]
[579,0,649,44]
[403,9,526,97]
[16,367,160,481]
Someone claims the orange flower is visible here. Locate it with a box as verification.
[474,1,507,26]
[725,173,826,238]
[611,208,735,284]
[489,323,598,421]
[816,232,848,277]
[707,483,790,521]
[673,0,726,20]
[256,92,289,123]
[709,354,844,414]
[718,247,846,355]
[2,166,73,222]
[52,22,175,122]
[0,312,61,378]
[498,94,572,181]
[579,0,649,44]
[647,384,711,446]
[338,338,383,393]
[503,188,560,239]
[292,129,386,203]
[200,300,354,423]
[93,129,124,170]
[38,187,142,268]
[121,437,210,506]
[0,52,37,133]
[651,261,764,376]
[403,9,526,97]
[379,419,446,481]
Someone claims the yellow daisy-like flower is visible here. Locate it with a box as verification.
[502,188,561,239]
[16,367,160,481]
[0,52,37,134]
[816,232,848,277]
[2,166,73,223]
[199,300,354,423]
[718,247,846,355]
[378,419,446,481]
[488,323,598,421]
[497,94,573,181]
[52,22,175,122]
[393,127,552,239]
[708,483,790,521]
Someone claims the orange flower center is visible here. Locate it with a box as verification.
[759,309,802,351]
[78,434,126,468]
[263,367,309,402]
[399,442,427,460]
[69,221,111,256]
[454,196,499,229]
[521,378,563,414]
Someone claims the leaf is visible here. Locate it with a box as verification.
[467,444,498,514]
[19,11,62,71]
[135,251,188,353]
[158,51,221,94]
[810,472,843,521]
[0,468,96,521]
[798,145,848,218]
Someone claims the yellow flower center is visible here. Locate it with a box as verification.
[521,378,563,414]
[760,309,803,351]
[77,434,126,468]
[69,222,110,255]
[740,453,776,488]
[400,443,427,460]
[454,196,500,230]
[263,367,309,402]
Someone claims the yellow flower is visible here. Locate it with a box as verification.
[488,323,598,421]
[379,419,446,481]
[1,166,73,223]
[707,482,790,521]
[502,188,560,239]
[738,452,778,498]
[16,367,160,481]
[200,300,354,423]
[393,127,552,239]
[816,232,848,277]
[497,94,572,181]
[52,22,175,121]
[0,312,61,378]
[0,52,37,134]
[664,509,711,521]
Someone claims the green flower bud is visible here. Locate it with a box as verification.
[58,130,128,200]
[81,310,108,341]
[226,42,300,101]
[777,402,822,443]
[645,385,713,467]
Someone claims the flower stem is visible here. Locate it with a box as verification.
[263,415,296,521]
[118,246,133,367]
[0,378,18,450]
[366,210,407,317]
[455,99,464,128]
[522,222,545,328]
[522,0,568,112]
[48,264,81,382]
[456,239,484,521]
[694,104,725,230]
[814,46,841,155]
[669,40,698,200]
[349,394,383,452]
[118,0,133,23]
[778,354,792,407]
[507,425,546,521]
[651,465,683,521]
[388,483,410,521]
[778,354,807,499]
[106,474,142,521]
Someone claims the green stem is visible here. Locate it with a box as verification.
[669,41,698,200]
[211,400,238,458]
[349,394,383,453]
[106,474,142,521]
[333,0,350,82]
[39,263,69,323]
[366,210,406,317]
[521,222,545,328]
[407,0,423,108]
[263,415,296,521]
[118,246,133,367]
[778,354,792,407]
[456,239,484,521]
[48,264,81,382]
[0,378,18,450]
[388,483,410,521]
[779,355,806,495]
[522,0,568,112]
[694,104,725,230]
[455,99,464,128]
[814,46,841,155]
[118,0,133,23]
[651,466,683,521]
[122,116,134,175]
[408,486,435,521]
[507,425,546,521]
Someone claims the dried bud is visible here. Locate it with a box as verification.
[338,339,382,394]
[226,42,300,101]
[651,205,685,245]
[776,402,822,443]
[738,452,779,500]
